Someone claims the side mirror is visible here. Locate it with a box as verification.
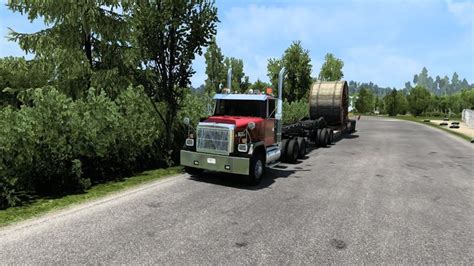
[183,117,190,126]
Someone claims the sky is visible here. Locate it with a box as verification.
[0,0,472,89]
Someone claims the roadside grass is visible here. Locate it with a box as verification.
[391,115,471,141]
[0,166,183,227]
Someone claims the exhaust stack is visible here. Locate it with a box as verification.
[227,68,232,92]
[275,67,286,145]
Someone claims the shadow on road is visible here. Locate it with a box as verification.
[188,165,306,190]
[187,132,358,190]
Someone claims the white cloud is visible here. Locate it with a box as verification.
[446,0,474,25]
[344,45,422,88]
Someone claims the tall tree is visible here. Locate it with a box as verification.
[355,87,375,113]
[407,85,431,116]
[383,89,398,116]
[267,41,312,102]
[131,0,218,153]
[223,57,245,92]
[204,37,225,94]
[266,58,283,89]
[318,53,344,82]
[8,0,133,98]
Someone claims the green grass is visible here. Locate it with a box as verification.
[391,115,472,141]
[0,166,183,227]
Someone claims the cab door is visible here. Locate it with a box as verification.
[263,99,276,146]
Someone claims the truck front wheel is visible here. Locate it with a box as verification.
[245,152,265,185]
[184,166,204,176]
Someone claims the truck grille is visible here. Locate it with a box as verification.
[196,124,234,155]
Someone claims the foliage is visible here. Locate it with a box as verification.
[407,85,431,116]
[0,87,166,209]
[250,79,271,93]
[348,80,393,98]
[282,99,309,124]
[0,57,51,106]
[204,37,226,94]
[7,0,134,98]
[131,0,218,153]
[267,41,312,102]
[404,67,472,95]
[383,89,408,116]
[318,53,344,81]
[223,57,247,92]
[355,87,375,113]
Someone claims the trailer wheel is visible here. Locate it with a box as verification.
[297,137,307,159]
[184,166,204,176]
[318,129,327,147]
[325,129,331,145]
[286,139,300,163]
[280,139,290,162]
[245,152,265,185]
[327,129,333,145]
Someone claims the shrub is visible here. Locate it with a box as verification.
[283,99,309,124]
[0,86,166,208]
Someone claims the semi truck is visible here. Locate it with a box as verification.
[180,68,355,184]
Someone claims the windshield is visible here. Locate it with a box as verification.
[214,100,266,118]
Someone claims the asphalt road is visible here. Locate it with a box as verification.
[1,117,473,264]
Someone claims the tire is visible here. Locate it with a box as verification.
[184,166,204,176]
[245,152,265,185]
[286,138,300,163]
[296,137,307,159]
[325,129,331,145]
[318,128,327,147]
[327,129,333,145]
[280,139,290,162]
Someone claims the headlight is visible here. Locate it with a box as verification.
[237,143,248,152]
[185,138,194,146]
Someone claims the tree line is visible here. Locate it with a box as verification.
[202,39,343,102]
[354,85,474,117]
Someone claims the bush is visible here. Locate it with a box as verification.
[283,99,309,124]
[0,86,165,208]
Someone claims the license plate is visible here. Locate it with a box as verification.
[207,158,216,164]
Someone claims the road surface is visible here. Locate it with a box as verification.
[1,117,473,264]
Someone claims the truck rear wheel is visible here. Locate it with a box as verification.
[245,152,265,185]
[286,139,300,163]
[318,129,327,147]
[297,137,307,159]
[184,166,204,176]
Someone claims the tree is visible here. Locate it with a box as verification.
[396,91,408,115]
[204,37,225,94]
[250,79,271,92]
[318,53,344,81]
[407,85,431,116]
[383,89,398,116]
[267,58,282,89]
[355,87,374,113]
[223,57,245,92]
[131,0,218,153]
[7,1,133,98]
[0,57,52,106]
[267,41,312,102]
